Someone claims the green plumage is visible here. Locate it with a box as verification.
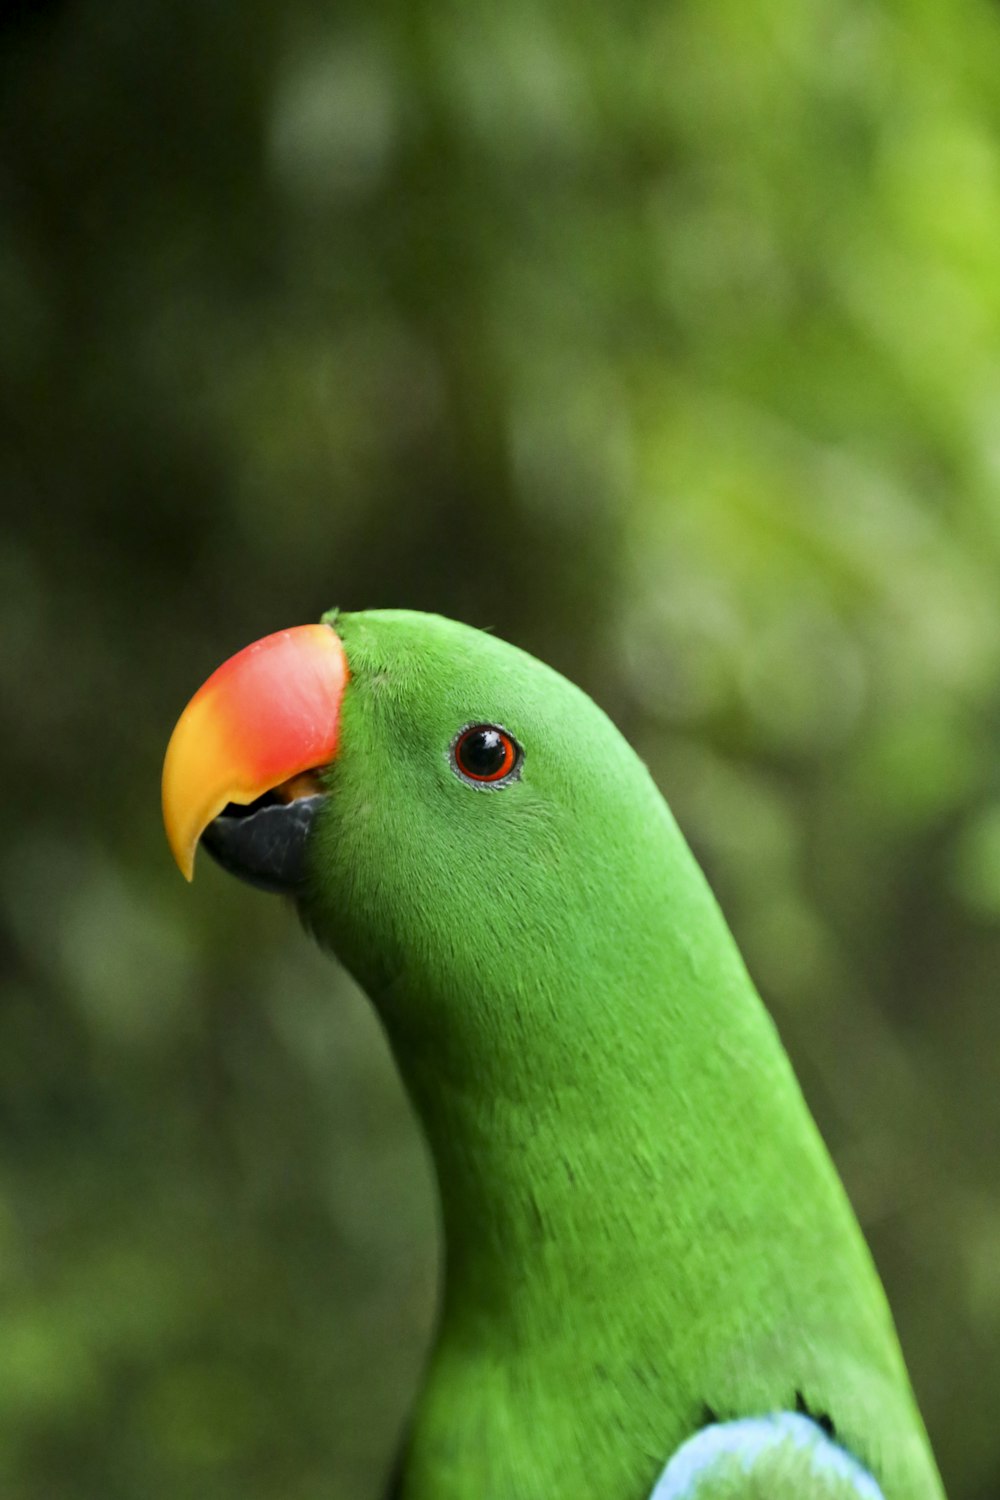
[294,609,943,1500]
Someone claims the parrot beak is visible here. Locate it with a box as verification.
[162,623,349,890]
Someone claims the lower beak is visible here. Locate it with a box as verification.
[162,622,349,886]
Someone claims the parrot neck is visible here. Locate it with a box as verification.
[390,901,798,1345]
[371,798,856,1360]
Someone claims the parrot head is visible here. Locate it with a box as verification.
[162,608,666,1075]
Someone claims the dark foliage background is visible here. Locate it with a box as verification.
[3,1,999,1496]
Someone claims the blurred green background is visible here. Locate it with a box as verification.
[2,0,999,1495]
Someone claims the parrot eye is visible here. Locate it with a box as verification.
[450,724,522,788]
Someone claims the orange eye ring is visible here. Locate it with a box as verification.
[451,724,522,787]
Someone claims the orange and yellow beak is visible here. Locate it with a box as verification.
[162,623,349,881]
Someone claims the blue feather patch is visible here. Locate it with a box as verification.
[649,1412,884,1499]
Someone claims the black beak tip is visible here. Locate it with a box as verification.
[201,794,326,894]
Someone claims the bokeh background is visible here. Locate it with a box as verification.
[3,0,999,1495]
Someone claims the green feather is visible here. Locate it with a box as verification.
[297,609,944,1500]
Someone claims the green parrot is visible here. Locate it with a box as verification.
[162,608,946,1500]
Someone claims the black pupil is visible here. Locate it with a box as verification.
[461,728,506,777]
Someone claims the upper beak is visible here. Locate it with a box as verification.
[162,622,349,883]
